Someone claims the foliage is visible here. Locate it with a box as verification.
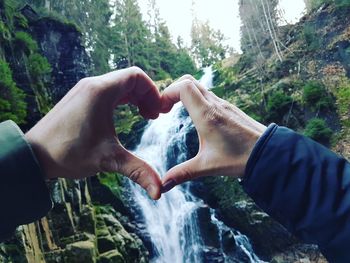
[302,24,321,51]
[266,91,293,123]
[335,80,350,129]
[114,105,142,135]
[302,81,333,111]
[14,31,38,55]
[98,172,123,199]
[27,53,51,78]
[0,59,27,124]
[304,118,333,145]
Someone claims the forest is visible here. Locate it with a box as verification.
[0,0,350,262]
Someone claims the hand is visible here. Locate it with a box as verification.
[25,67,162,200]
[160,76,267,193]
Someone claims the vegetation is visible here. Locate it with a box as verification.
[0,59,27,124]
[14,31,38,55]
[304,118,333,145]
[98,172,123,199]
[302,24,321,51]
[27,53,51,78]
[266,91,293,124]
[303,81,333,112]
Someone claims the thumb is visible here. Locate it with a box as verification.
[102,148,162,200]
[161,157,201,193]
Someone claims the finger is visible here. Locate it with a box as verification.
[102,146,162,200]
[98,67,162,119]
[161,157,202,193]
[161,80,210,124]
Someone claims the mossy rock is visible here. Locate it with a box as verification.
[98,250,124,263]
[64,240,97,263]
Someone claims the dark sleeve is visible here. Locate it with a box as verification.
[242,123,350,263]
[0,121,52,242]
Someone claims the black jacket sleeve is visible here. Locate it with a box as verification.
[242,124,350,263]
[0,121,52,242]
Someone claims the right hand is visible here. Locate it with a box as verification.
[160,76,267,193]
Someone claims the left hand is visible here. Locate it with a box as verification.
[25,67,163,200]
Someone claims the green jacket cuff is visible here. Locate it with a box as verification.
[0,121,52,241]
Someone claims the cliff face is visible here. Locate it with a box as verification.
[30,15,92,103]
[0,5,148,263]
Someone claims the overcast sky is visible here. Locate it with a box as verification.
[138,0,306,52]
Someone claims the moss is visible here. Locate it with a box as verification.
[0,21,11,41]
[98,173,123,199]
[14,31,38,55]
[14,13,28,29]
[0,59,27,124]
[27,53,51,77]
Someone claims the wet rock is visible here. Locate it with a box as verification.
[196,205,220,248]
[222,230,237,253]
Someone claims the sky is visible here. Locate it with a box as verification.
[138,0,306,53]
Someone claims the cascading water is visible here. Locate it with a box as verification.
[128,67,265,263]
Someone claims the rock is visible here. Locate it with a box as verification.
[97,236,115,254]
[98,250,124,263]
[30,16,92,104]
[79,205,96,234]
[64,241,97,263]
[196,205,220,248]
[222,231,237,253]
[44,249,65,263]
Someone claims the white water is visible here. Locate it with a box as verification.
[129,67,264,262]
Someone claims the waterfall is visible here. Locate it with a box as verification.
[128,67,265,263]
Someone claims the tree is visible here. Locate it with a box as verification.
[191,19,229,67]
[239,0,282,62]
[111,0,151,71]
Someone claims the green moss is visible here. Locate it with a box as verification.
[98,173,123,199]
[0,59,27,124]
[303,81,334,111]
[14,13,28,29]
[0,21,11,41]
[14,31,38,55]
[27,53,52,77]
[304,118,333,145]
[266,91,293,123]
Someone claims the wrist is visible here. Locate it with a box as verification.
[25,132,54,180]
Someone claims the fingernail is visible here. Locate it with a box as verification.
[161,179,176,193]
[147,184,158,199]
